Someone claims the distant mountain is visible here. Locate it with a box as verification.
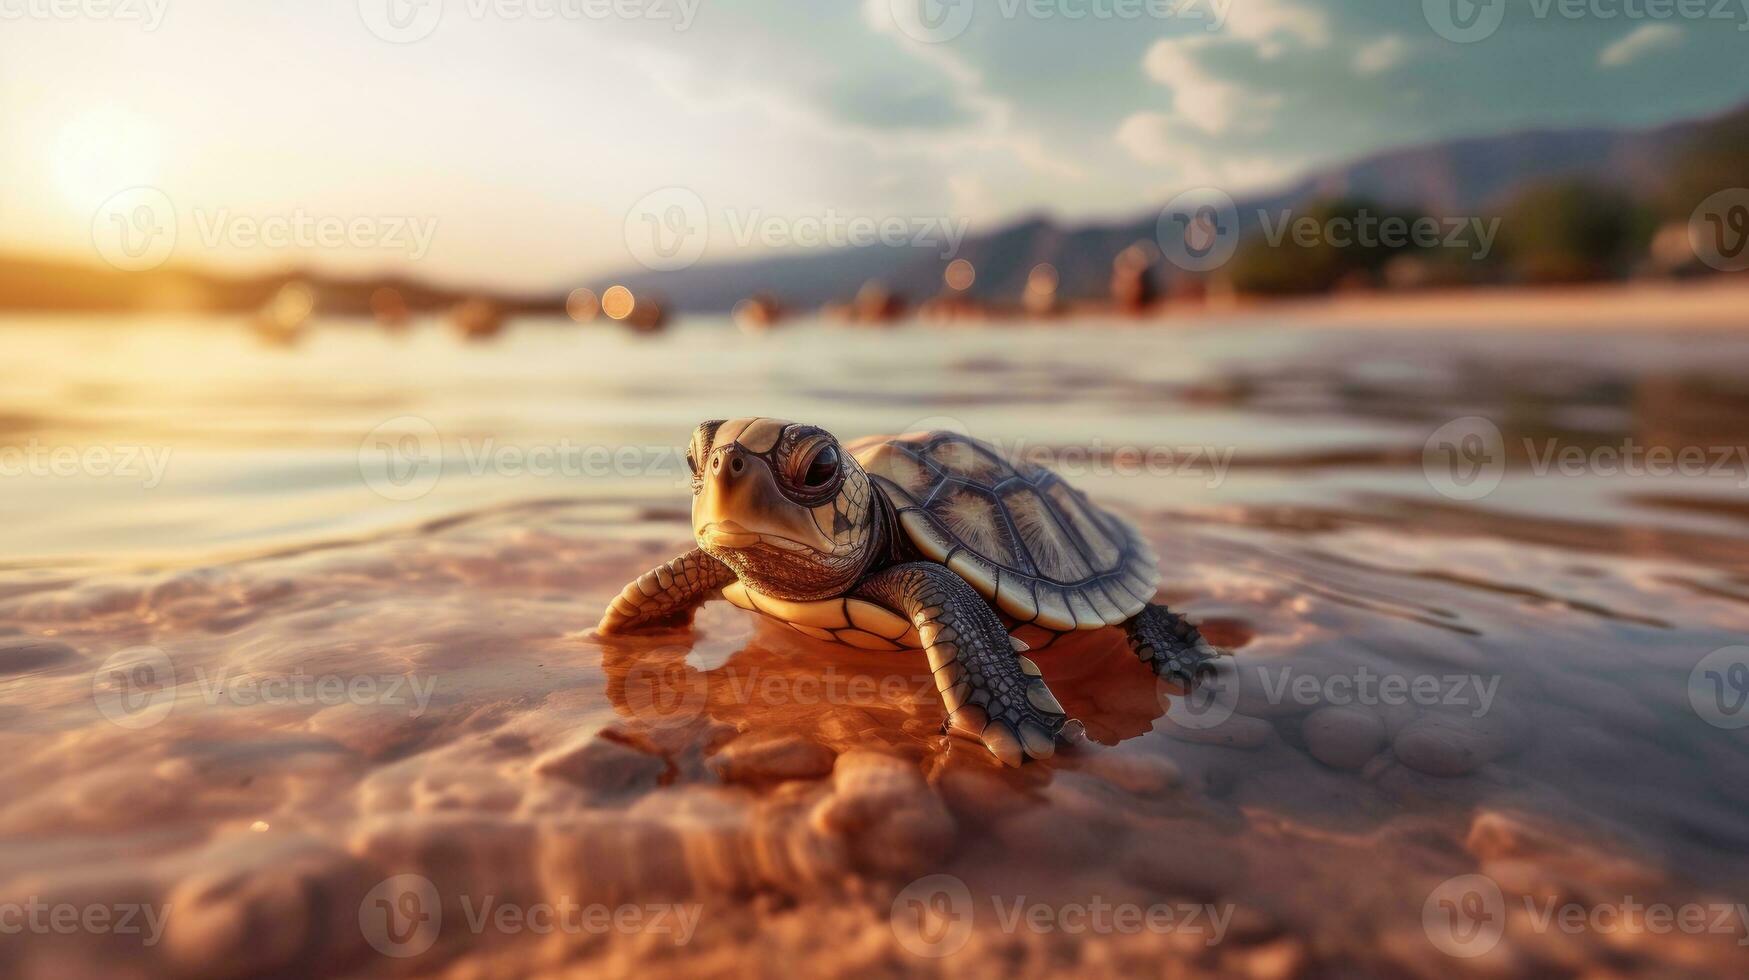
[591,101,1746,312]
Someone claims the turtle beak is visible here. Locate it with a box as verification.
[694,445,834,554]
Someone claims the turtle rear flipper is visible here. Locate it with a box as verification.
[1124,603,1221,684]
[855,562,1070,765]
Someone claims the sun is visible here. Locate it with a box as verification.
[50,103,166,214]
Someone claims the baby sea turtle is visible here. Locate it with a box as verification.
[598,418,1221,765]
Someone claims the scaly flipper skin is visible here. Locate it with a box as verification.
[855,562,1069,766]
[1123,603,1220,683]
[598,548,737,634]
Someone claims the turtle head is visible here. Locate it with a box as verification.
[688,418,877,601]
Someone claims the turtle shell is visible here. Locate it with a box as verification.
[847,431,1161,631]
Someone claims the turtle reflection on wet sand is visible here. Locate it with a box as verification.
[599,418,1224,766]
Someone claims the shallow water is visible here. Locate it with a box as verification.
[3,314,1749,978]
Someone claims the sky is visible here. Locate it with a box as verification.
[1,0,1746,291]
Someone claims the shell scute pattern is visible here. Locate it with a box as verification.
[852,431,1160,631]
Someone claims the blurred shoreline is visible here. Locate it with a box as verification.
[3,271,1749,332]
[1180,276,1749,330]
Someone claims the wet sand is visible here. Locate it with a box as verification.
[2,316,1748,978]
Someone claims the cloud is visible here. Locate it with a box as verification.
[1113,111,1296,192]
[1598,24,1683,69]
[1219,0,1331,58]
[1353,34,1411,76]
[858,0,1082,178]
[821,78,980,132]
[1142,36,1282,135]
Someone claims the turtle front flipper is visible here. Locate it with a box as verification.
[855,562,1070,766]
[1123,603,1221,683]
[598,548,737,634]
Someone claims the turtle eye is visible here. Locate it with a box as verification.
[801,445,839,488]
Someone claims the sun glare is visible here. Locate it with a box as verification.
[51,105,165,213]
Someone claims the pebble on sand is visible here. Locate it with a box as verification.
[1081,751,1183,795]
[1392,711,1517,777]
[810,751,955,877]
[1301,705,1386,771]
[535,734,667,795]
[711,735,837,784]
